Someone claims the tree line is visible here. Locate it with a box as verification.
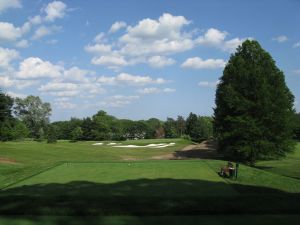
[0,91,213,143]
[1,40,300,165]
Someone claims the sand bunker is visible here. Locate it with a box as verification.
[107,143,118,145]
[113,143,175,148]
[91,142,175,148]
[92,143,103,145]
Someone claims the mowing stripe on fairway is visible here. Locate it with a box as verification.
[5,161,238,196]
[1,162,65,191]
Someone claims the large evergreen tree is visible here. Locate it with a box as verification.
[214,40,295,165]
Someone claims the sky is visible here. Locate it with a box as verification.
[0,0,299,121]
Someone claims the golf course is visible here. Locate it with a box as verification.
[1,1,300,224]
[0,139,299,224]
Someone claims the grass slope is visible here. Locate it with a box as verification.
[6,161,237,197]
[0,215,300,225]
[0,139,300,221]
[0,139,189,189]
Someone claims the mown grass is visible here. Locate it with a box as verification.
[6,161,237,197]
[0,138,189,189]
[0,215,299,225]
[255,142,300,179]
[0,139,300,223]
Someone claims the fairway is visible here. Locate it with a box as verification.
[7,161,237,197]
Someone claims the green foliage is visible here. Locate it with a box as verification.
[51,110,209,142]
[70,126,83,142]
[0,91,29,141]
[164,118,178,138]
[14,95,51,139]
[47,125,57,143]
[181,134,191,140]
[186,113,213,142]
[176,115,186,136]
[214,40,295,165]
[145,118,163,138]
[0,90,13,122]
[10,119,29,140]
[293,112,300,140]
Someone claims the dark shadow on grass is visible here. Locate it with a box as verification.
[254,166,274,170]
[0,179,299,216]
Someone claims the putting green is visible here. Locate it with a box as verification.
[6,161,237,197]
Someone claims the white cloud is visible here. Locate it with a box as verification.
[0,75,38,89]
[17,57,63,79]
[0,22,23,42]
[181,57,226,69]
[39,76,105,98]
[97,73,168,86]
[109,21,127,33]
[63,66,95,83]
[32,25,61,40]
[272,35,288,43]
[223,38,245,52]
[85,13,250,69]
[138,87,176,94]
[198,80,220,88]
[50,90,79,97]
[148,55,175,68]
[293,42,300,48]
[0,0,21,13]
[85,13,193,69]
[29,15,42,25]
[138,87,161,94]
[0,76,15,88]
[0,47,19,68]
[54,100,76,109]
[119,13,192,56]
[100,95,139,107]
[163,88,176,93]
[46,39,58,45]
[39,82,78,92]
[39,82,81,97]
[84,43,112,54]
[91,55,128,68]
[197,28,227,46]
[196,28,249,52]
[44,1,67,22]
[293,69,300,75]
[93,32,105,43]
[6,91,26,98]
[15,39,30,48]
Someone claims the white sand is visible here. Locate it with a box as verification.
[113,143,175,148]
[107,143,118,145]
[92,143,103,145]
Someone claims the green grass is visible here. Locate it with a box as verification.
[6,161,237,197]
[0,215,300,225]
[255,143,300,179]
[0,138,189,189]
[0,139,300,219]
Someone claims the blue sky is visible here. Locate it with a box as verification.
[0,0,299,121]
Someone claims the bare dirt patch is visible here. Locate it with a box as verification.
[0,157,18,165]
[151,153,178,160]
[121,156,139,161]
[150,140,221,160]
